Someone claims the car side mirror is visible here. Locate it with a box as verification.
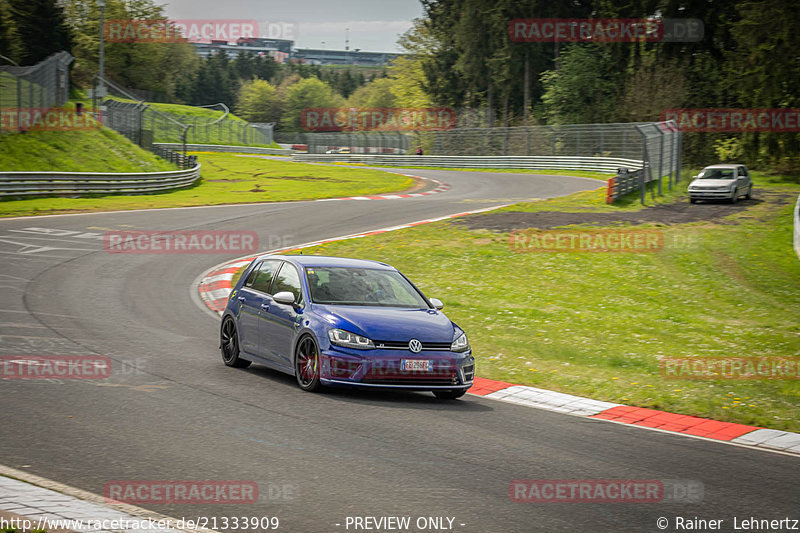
[692,175,699,179]
[273,291,296,305]
[429,298,444,310]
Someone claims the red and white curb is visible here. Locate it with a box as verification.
[471,377,800,456]
[317,175,450,201]
[197,204,509,314]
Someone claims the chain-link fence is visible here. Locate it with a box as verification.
[138,109,274,146]
[0,51,73,133]
[281,121,681,186]
[100,79,273,147]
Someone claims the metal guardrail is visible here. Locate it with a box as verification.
[155,143,294,156]
[794,194,800,260]
[605,167,657,203]
[0,165,201,197]
[291,154,643,173]
[150,145,198,169]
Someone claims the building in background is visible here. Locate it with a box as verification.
[192,38,400,65]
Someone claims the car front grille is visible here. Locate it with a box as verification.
[373,340,452,351]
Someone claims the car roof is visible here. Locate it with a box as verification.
[256,254,396,270]
[703,164,741,169]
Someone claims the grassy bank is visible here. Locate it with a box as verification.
[0,152,414,217]
[281,179,800,431]
[0,128,175,172]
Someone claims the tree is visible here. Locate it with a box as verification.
[191,50,237,106]
[63,0,198,99]
[388,32,433,108]
[347,77,397,108]
[236,78,280,123]
[0,0,23,63]
[540,44,616,125]
[279,76,345,132]
[8,0,71,64]
[727,0,800,166]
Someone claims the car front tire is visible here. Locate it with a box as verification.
[746,186,752,200]
[295,335,322,392]
[729,190,738,204]
[433,389,467,400]
[220,317,251,368]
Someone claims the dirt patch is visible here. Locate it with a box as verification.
[456,191,796,232]
[252,174,353,182]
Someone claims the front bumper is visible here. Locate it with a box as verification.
[319,347,475,391]
[688,189,735,200]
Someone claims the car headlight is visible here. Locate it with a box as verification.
[328,329,374,349]
[451,332,469,352]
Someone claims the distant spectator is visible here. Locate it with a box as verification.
[416,146,423,156]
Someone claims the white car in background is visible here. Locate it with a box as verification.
[688,164,753,204]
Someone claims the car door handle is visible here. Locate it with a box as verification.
[261,303,270,310]
[237,297,245,302]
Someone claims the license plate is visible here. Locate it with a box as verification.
[401,359,433,372]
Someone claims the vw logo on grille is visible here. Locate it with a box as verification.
[408,339,423,353]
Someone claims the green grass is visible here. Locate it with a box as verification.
[0,127,176,172]
[281,181,800,431]
[0,152,414,217]
[361,165,610,181]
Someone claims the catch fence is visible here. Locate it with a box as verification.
[99,78,273,149]
[0,51,73,133]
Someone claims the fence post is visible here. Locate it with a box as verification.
[635,124,648,205]
[16,77,22,132]
[667,124,675,191]
[673,121,683,186]
[658,125,665,196]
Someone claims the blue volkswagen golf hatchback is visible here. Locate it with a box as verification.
[220,255,474,399]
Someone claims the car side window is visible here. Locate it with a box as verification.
[245,260,280,294]
[273,263,303,304]
[739,166,748,177]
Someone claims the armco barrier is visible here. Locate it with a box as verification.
[155,143,294,156]
[0,165,201,197]
[291,154,643,173]
[606,168,645,203]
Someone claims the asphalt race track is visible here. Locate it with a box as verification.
[1,168,797,533]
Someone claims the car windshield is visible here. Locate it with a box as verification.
[305,266,429,308]
[698,168,735,179]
